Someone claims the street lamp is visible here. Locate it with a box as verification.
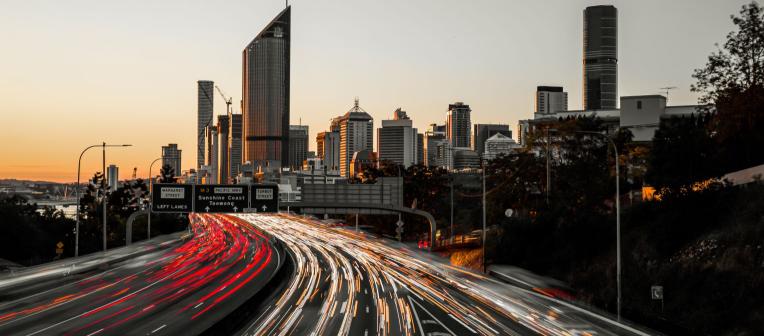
[545,127,558,204]
[481,158,487,273]
[75,143,131,257]
[147,157,163,239]
[577,130,621,321]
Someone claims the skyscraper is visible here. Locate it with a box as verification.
[161,144,182,177]
[536,86,569,114]
[317,129,340,171]
[377,108,419,168]
[217,115,230,183]
[424,124,446,167]
[197,80,214,169]
[583,5,618,110]
[242,6,291,170]
[338,98,373,177]
[446,102,471,148]
[107,165,119,191]
[208,125,219,184]
[473,124,511,157]
[229,113,243,180]
[289,125,309,170]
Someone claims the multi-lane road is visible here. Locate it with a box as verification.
[0,214,283,336]
[0,213,654,335]
[236,214,653,336]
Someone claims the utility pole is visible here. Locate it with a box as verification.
[102,142,107,252]
[577,131,621,321]
[482,159,487,273]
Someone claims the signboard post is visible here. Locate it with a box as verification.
[55,241,64,258]
[194,185,249,213]
[249,184,279,213]
[152,184,193,213]
[651,285,664,313]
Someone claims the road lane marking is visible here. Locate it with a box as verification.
[86,328,104,336]
[150,324,166,333]
[448,314,477,334]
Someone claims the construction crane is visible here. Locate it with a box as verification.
[660,86,677,102]
[132,167,137,180]
[215,85,233,115]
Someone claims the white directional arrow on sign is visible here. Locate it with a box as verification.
[205,206,210,212]
[261,205,268,211]
[233,206,238,212]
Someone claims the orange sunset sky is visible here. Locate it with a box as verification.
[0,0,748,182]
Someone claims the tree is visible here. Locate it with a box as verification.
[158,164,177,183]
[692,1,764,172]
[692,2,764,103]
[646,114,716,196]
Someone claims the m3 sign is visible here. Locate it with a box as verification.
[151,183,279,214]
[194,185,249,213]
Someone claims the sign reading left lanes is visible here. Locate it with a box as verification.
[194,185,249,213]
[152,184,193,213]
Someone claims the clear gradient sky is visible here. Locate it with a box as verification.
[0,0,750,182]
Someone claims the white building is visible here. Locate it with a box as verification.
[536,86,568,114]
[483,133,520,160]
[518,95,709,146]
[377,108,419,167]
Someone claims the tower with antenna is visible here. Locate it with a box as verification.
[660,86,677,103]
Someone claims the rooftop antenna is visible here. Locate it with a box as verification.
[660,86,677,103]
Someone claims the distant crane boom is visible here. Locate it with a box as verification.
[215,85,233,115]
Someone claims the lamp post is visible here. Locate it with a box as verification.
[545,128,558,204]
[482,159,487,273]
[75,143,131,257]
[578,130,621,321]
[147,157,162,240]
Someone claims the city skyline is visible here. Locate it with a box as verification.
[0,0,750,182]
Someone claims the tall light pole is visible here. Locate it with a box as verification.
[75,143,131,257]
[545,128,557,204]
[482,159,487,273]
[578,130,621,321]
[102,142,106,252]
[147,157,163,240]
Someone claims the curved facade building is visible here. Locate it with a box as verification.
[583,5,617,110]
[242,6,291,170]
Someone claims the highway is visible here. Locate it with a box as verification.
[236,213,653,336]
[0,214,283,336]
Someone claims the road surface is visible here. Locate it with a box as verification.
[0,214,283,336]
[236,214,653,336]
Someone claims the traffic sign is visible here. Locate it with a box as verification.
[250,184,279,213]
[194,185,248,213]
[55,241,64,255]
[152,184,193,213]
[651,286,664,300]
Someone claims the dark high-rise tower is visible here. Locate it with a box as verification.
[242,6,291,170]
[197,80,214,169]
[583,5,617,110]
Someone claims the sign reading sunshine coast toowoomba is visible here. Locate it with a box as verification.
[151,183,278,213]
[194,185,249,213]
